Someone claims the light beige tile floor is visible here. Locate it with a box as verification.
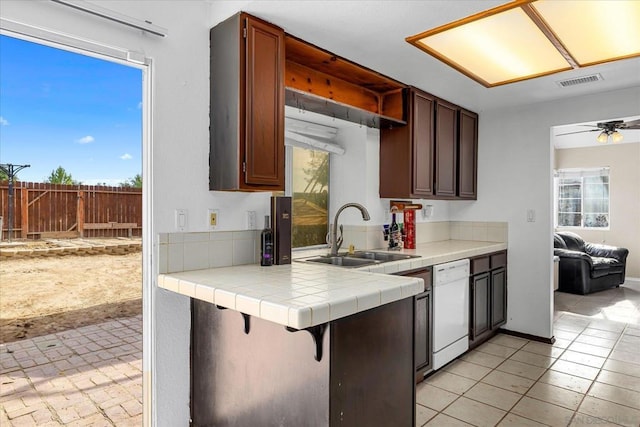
[417,279,640,427]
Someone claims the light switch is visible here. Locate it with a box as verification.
[527,209,535,222]
[176,209,187,231]
[247,211,257,230]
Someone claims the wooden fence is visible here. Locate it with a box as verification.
[0,181,142,240]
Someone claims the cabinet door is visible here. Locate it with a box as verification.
[458,109,477,199]
[491,267,507,329]
[411,90,435,197]
[434,99,457,198]
[331,298,414,426]
[414,291,431,371]
[470,273,490,341]
[243,16,285,188]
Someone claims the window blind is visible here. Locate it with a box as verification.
[285,117,345,155]
[554,167,609,179]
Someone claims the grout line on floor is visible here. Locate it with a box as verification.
[422,324,638,426]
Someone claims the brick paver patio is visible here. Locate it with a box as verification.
[0,315,142,426]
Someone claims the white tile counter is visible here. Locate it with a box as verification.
[159,262,422,329]
[158,239,506,329]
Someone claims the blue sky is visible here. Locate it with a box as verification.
[0,34,142,185]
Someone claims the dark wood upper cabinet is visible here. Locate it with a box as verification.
[209,13,476,197]
[244,17,285,187]
[210,13,284,191]
[458,109,478,199]
[380,88,434,199]
[434,99,457,198]
[412,91,436,198]
[380,88,478,201]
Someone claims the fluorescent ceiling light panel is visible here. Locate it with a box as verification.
[532,0,640,65]
[406,0,640,87]
[414,7,569,86]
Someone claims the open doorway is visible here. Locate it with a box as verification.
[0,32,148,425]
[550,117,640,325]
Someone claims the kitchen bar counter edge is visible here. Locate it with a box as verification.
[158,239,507,329]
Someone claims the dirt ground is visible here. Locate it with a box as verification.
[0,249,142,343]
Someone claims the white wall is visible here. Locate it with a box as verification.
[451,86,640,339]
[555,143,640,278]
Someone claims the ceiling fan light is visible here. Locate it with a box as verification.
[611,131,623,143]
[596,131,609,143]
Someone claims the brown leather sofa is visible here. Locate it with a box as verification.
[553,232,628,295]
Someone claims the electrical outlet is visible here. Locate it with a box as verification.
[247,211,257,230]
[208,209,219,230]
[422,205,434,220]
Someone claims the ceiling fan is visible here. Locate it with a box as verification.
[557,119,640,143]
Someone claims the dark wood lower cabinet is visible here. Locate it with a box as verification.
[469,251,507,348]
[491,268,507,328]
[330,299,414,426]
[470,272,491,341]
[414,291,431,372]
[191,297,414,426]
[399,268,433,382]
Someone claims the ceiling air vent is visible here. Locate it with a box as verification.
[556,73,604,88]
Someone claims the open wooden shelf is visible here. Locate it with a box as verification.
[284,35,407,128]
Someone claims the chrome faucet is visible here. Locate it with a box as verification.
[330,203,371,256]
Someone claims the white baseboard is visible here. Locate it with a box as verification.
[624,277,640,284]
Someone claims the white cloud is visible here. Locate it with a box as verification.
[76,135,95,144]
[0,116,9,126]
[137,101,142,109]
[120,153,133,160]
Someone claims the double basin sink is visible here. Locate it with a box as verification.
[299,251,419,268]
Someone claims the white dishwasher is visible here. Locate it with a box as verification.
[432,258,470,370]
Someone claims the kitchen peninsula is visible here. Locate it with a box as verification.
[158,239,506,426]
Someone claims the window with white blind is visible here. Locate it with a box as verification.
[285,116,342,248]
[554,168,610,229]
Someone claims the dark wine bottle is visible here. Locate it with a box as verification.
[389,212,399,249]
[260,215,273,266]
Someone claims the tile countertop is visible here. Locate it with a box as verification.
[158,239,507,330]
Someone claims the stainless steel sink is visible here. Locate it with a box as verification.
[303,256,379,268]
[299,251,420,268]
[349,251,420,262]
